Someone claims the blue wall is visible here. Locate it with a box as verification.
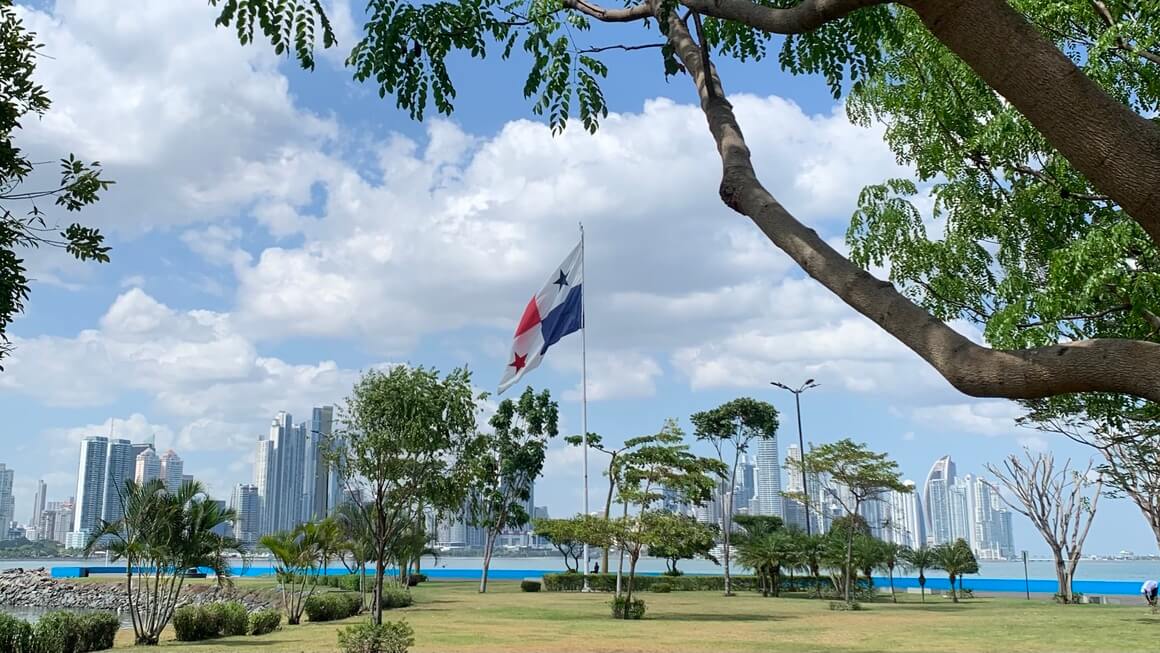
[47,566,1143,595]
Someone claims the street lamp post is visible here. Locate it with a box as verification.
[771,379,820,536]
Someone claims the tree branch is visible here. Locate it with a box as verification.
[663,0,1160,404]
[578,42,664,54]
[561,0,652,22]
[1088,0,1160,66]
[677,0,890,34]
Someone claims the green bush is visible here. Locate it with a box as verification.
[610,596,646,619]
[650,582,672,593]
[0,612,34,653]
[208,602,249,636]
[380,587,414,610]
[520,580,541,592]
[338,619,415,653]
[74,612,120,651]
[305,593,363,622]
[173,606,211,642]
[248,609,282,636]
[828,601,862,611]
[35,611,81,652]
[662,569,684,577]
[543,573,777,593]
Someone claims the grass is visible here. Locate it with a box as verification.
[111,580,1158,653]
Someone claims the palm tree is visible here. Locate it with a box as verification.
[334,501,373,597]
[261,524,323,625]
[85,479,239,645]
[901,546,938,603]
[851,535,883,593]
[877,543,908,603]
[932,540,976,603]
[796,533,827,597]
[391,521,440,586]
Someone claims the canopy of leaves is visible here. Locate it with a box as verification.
[647,512,719,571]
[615,418,726,509]
[794,438,909,505]
[0,0,112,365]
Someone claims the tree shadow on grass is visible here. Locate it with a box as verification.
[879,603,974,613]
[648,613,791,622]
[174,640,281,648]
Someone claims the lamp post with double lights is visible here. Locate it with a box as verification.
[771,379,820,536]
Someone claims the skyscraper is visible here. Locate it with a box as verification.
[101,439,134,523]
[31,480,46,532]
[231,483,261,546]
[73,436,109,535]
[754,436,783,518]
[305,406,333,520]
[923,456,956,545]
[0,465,13,540]
[134,448,161,484]
[160,450,184,493]
[887,480,924,548]
[253,412,308,535]
[254,437,274,536]
[51,499,73,545]
[782,444,808,531]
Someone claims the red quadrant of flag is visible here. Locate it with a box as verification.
[513,296,541,337]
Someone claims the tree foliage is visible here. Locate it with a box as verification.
[333,364,479,623]
[465,386,559,593]
[647,512,719,576]
[0,0,112,366]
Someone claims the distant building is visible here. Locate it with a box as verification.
[923,456,956,545]
[31,480,46,534]
[101,439,135,524]
[754,437,783,519]
[73,436,109,535]
[160,450,184,493]
[231,484,261,546]
[0,465,13,541]
[134,448,162,484]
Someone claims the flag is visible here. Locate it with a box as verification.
[498,240,583,394]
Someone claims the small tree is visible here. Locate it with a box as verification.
[533,517,586,572]
[987,450,1101,604]
[902,546,937,603]
[334,501,374,610]
[261,525,323,625]
[333,365,479,624]
[647,513,719,576]
[690,398,779,596]
[933,539,977,603]
[465,386,559,593]
[791,439,909,605]
[877,542,907,603]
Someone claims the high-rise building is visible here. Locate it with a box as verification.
[305,406,333,520]
[31,480,46,533]
[923,456,956,545]
[231,483,261,546]
[181,474,193,488]
[754,436,783,519]
[37,509,56,543]
[0,465,14,540]
[887,480,924,549]
[129,439,155,461]
[254,437,274,536]
[736,455,756,511]
[160,450,184,493]
[134,448,162,484]
[50,499,73,545]
[101,439,134,524]
[73,436,109,536]
[782,444,808,531]
[948,474,977,549]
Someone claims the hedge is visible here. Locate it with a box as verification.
[248,609,282,636]
[338,619,415,653]
[0,610,120,653]
[520,580,541,592]
[380,587,414,610]
[305,592,363,622]
[542,573,837,593]
[610,597,646,619]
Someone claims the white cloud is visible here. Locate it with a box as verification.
[41,413,175,459]
[910,400,1024,438]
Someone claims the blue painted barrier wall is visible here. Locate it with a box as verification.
[47,565,1143,596]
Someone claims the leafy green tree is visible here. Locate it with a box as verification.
[736,530,795,597]
[533,517,587,572]
[933,539,977,603]
[209,0,1160,408]
[333,365,479,623]
[791,439,908,605]
[391,519,439,585]
[794,532,828,597]
[850,534,884,592]
[564,432,651,574]
[612,419,723,613]
[902,545,938,603]
[690,398,779,596]
[85,479,239,645]
[0,0,112,366]
[876,542,908,603]
[647,513,719,576]
[261,524,324,625]
[465,386,558,593]
[733,515,784,595]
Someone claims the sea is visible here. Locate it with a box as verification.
[1,556,1158,581]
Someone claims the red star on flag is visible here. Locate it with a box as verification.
[509,352,528,371]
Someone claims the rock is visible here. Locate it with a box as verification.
[0,568,276,612]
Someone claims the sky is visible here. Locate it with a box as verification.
[2,0,1152,556]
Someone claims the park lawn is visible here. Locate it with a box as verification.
[114,580,1157,653]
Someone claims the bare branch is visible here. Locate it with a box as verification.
[677,0,889,34]
[561,0,652,22]
[577,42,664,54]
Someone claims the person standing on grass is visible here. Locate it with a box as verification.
[1141,579,1158,611]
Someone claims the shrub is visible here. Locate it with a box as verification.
[380,587,414,610]
[828,601,862,611]
[650,582,672,593]
[406,573,428,587]
[173,606,210,642]
[248,609,282,636]
[610,597,646,619]
[35,611,80,652]
[542,573,775,593]
[75,612,120,651]
[520,580,542,593]
[305,593,363,622]
[209,602,249,636]
[0,612,34,653]
[338,619,415,653]
[662,569,684,577]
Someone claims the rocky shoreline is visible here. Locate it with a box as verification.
[0,568,277,612]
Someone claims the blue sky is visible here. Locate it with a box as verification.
[2,0,1151,556]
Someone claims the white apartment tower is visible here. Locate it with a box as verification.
[135,448,162,484]
[160,450,184,493]
[73,436,109,535]
[754,436,783,519]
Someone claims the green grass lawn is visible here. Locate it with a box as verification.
[113,581,1158,652]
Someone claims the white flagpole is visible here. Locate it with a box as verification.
[580,223,591,592]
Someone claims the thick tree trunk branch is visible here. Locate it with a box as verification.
[562,0,652,22]
[663,4,1160,404]
[678,0,889,34]
[907,0,1160,245]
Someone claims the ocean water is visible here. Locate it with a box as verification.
[5,556,1157,581]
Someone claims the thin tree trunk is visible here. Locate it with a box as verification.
[1054,551,1070,603]
[615,501,627,597]
[373,552,385,625]
[623,550,640,619]
[949,573,958,603]
[844,531,854,604]
[889,568,896,603]
[602,461,616,574]
[480,530,495,593]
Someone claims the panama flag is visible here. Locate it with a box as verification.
[498,241,583,394]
